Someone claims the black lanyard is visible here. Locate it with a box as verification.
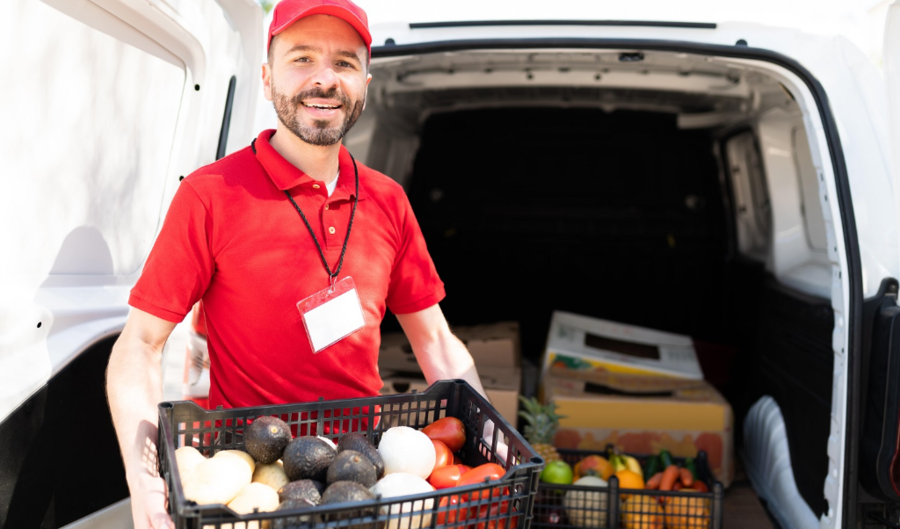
[285,155,359,288]
[251,138,359,286]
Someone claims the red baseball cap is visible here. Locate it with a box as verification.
[268,0,372,54]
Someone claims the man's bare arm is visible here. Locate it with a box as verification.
[107,308,177,529]
[395,304,488,399]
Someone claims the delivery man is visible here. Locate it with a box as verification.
[106,1,491,527]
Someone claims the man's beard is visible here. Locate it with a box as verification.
[272,83,365,146]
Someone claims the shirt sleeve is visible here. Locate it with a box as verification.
[385,191,446,315]
[129,180,215,323]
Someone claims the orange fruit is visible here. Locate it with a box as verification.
[615,469,645,499]
[621,495,663,529]
[573,455,614,481]
[664,495,710,529]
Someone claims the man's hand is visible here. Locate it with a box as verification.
[107,308,177,529]
[129,471,173,529]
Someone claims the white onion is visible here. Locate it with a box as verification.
[377,427,436,479]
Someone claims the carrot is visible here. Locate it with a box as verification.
[693,480,709,493]
[645,472,664,490]
[659,465,680,491]
[679,467,694,487]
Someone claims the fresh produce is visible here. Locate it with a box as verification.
[223,482,280,529]
[422,417,467,453]
[621,495,663,529]
[369,472,436,529]
[659,465,680,492]
[664,494,710,529]
[540,460,574,485]
[456,463,507,500]
[573,455,613,481]
[609,452,643,479]
[277,479,323,504]
[282,436,337,482]
[518,396,565,463]
[642,455,660,479]
[679,467,694,488]
[562,476,608,528]
[252,460,289,491]
[175,446,207,484]
[428,464,471,490]
[327,450,377,487]
[614,470,644,496]
[432,439,454,471]
[645,472,663,490]
[320,481,377,528]
[183,455,252,505]
[271,498,316,529]
[244,416,292,464]
[658,449,674,469]
[337,433,385,479]
[215,450,256,475]
[378,426,436,479]
[436,493,468,527]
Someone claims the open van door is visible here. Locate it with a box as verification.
[0,0,262,527]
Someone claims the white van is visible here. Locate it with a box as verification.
[3,1,900,528]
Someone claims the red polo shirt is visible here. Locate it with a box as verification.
[129,129,445,410]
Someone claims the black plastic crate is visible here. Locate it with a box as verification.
[158,380,544,529]
[532,448,724,529]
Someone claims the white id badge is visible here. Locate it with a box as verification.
[297,276,365,353]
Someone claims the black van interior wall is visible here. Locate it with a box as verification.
[0,336,128,528]
[382,106,835,517]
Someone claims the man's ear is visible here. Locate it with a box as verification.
[262,62,274,102]
[362,73,372,111]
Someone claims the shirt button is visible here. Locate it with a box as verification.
[312,184,320,189]
[328,227,336,234]
[325,204,329,210]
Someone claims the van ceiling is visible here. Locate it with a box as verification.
[369,50,793,121]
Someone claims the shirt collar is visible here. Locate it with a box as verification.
[254,129,364,201]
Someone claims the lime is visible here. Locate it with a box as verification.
[540,460,574,485]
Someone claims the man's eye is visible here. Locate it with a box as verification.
[294,56,311,63]
[337,61,353,68]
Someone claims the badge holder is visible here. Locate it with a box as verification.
[297,276,365,353]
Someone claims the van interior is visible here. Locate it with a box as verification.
[355,49,836,527]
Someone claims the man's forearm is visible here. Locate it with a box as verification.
[107,337,166,482]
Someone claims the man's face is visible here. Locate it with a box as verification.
[263,14,371,146]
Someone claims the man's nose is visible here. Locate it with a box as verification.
[311,63,340,89]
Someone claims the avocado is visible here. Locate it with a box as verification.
[271,497,317,529]
[320,481,379,528]
[337,433,385,479]
[326,450,377,487]
[244,416,292,464]
[277,479,323,504]
[283,436,336,482]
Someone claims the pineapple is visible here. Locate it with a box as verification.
[518,396,565,463]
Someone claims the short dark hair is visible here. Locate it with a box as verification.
[267,34,370,67]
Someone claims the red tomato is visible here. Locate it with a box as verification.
[433,439,454,471]
[422,417,466,452]
[472,501,519,529]
[437,494,469,528]
[456,463,507,501]
[429,464,471,489]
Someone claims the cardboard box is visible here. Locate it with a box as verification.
[544,366,734,487]
[378,322,522,426]
[543,311,704,380]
